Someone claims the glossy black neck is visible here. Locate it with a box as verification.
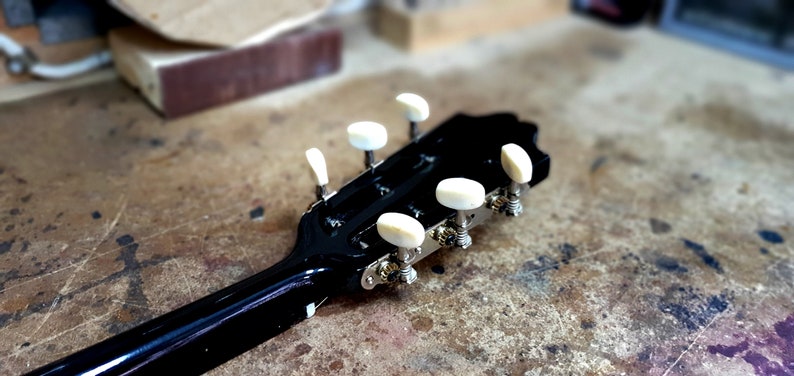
[26,254,343,376]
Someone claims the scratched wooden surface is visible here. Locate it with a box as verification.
[1,16,793,376]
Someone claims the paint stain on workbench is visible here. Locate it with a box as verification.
[512,244,579,289]
[708,340,749,357]
[116,234,135,246]
[654,255,688,273]
[249,206,265,221]
[289,343,312,359]
[0,240,13,254]
[108,237,149,334]
[557,243,578,264]
[545,343,570,355]
[655,286,732,331]
[757,230,784,244]
[681,239,723,273]
[514,255,559,287]
[706,313,794,375]
[649,218,672,234]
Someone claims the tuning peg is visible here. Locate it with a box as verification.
[436,178,485,249]
[396,93,429,140]
[500,143,533,216]
[305,148,330,201]
[347,121,388,169]
[377,212,426,284]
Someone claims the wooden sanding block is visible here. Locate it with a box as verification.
[377,0,567,52]
[109,26,342,118]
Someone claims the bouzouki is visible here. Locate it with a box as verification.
[27,95,550,375]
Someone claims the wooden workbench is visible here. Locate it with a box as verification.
[1,16,793,375]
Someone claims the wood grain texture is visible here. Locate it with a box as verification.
[0,15,793,376]
[110,26,342,118]
[109,0,331,47]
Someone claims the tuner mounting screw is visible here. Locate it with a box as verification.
[500,143,533,217]
[435,178,486,249]
[396,93,429,140]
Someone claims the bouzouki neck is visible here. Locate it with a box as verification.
[27,111,551,375]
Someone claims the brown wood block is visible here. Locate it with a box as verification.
[377,0,568,52]
[110,26,342,118]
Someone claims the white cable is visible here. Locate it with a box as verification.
[29,50,112,79]
[1,32,112,79]
[0,33,25,56]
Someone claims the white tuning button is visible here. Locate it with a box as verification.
[377,212,425,284]
[305,148,329,200]
[500,143,533,216]
[435,178,485,249]
[377,213,425,249]
[396,93,429,140]
[347,121,388,169]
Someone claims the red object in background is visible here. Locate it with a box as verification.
[572,0,656,26]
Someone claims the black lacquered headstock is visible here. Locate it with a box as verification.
[291,113,550,292]
[22,112,551,376]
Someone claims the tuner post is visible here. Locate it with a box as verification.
[396,93,429,140]
[436,178,486,249]
[454,210,472,249]
[364,150,375,170]
[505,180,522,216]
[348,121,388,171]
[396,246,418,284]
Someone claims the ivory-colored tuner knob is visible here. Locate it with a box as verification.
[435,178,485,249]
[305,148,329,200]
[377,212,425,249]
[500,143,533,216]
[436,178,486,211]
[347,121,388,169]
[396,93,429,140]
[377,212,425,284]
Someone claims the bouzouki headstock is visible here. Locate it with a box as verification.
[296,94,551,292]
[25,94,551,376]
